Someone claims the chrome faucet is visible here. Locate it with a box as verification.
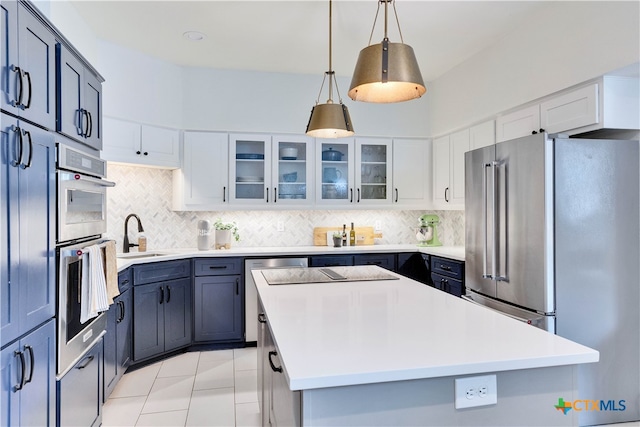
[123,213,144,253]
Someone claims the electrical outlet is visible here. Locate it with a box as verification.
[374,220,382,231]
[454,375,497,409]
[277,221,285,232]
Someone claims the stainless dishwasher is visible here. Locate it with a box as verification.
[245,257,308,343]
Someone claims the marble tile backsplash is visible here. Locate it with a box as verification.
[105,164,465,252]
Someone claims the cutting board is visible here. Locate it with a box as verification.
[313,226,382,246]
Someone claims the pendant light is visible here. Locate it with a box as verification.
[349,0,426,103]
[306,0,354,138]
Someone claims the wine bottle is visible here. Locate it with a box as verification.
[342,224,347,247]
[349,222,356,246]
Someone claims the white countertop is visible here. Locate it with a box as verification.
[116,244,465,271]
[254,268,599,391]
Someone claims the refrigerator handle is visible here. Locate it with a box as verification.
[482,163,492,279]
[493,161,507,282]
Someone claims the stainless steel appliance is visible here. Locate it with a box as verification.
[464,133,639,425]
[55,143,115,377]
[56,144,114,244]
[56,237,112,377]
[245,258,308,342]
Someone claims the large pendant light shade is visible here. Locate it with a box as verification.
[305,0,354,138]
[349,0,426,103]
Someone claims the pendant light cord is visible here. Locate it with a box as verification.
[367,0,404,45]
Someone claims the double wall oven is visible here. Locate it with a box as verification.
[56,143,115,377]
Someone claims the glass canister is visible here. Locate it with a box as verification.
[197,220,212,250]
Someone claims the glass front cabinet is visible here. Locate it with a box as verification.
[229,134,313,207]
[316,138,392,206]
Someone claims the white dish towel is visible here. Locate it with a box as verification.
[80,245,110,324]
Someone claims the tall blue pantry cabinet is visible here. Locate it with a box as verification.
[1,0,104,425]
[1,0,57,424]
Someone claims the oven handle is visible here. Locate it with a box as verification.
[70,173,115,187]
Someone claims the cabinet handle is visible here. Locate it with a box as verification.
[83,110,90,137]
[86,111,93,138]
[77,355,95,369]
[116,300,123,323]
[439,264,452,271]
[136,150,141,155]
[273,187,277,203]
[350,188,353,203]
[268,351,283,373]
[121,279,130,286]
[159,287,164,304]
[444,187,449,203]
[357,188,360,203]
[223,186,226,203]
[10,125,22,167]
[366,261,382,265]
[75,109,82,136]
[10,65,23,108]
[236,278,239,295]
[166,286,171,303]
[395,188,399,203]
[24,345,34,385]
[209,265,228,270]
[121,300,126,322]
[266,188,269,203]
[13,350,26,392]
[20,130,33,169]
[539,128,545,133]
[143,152,148,156]
[258,313,267,324]
[23,70,32,110]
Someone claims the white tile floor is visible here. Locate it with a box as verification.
[103,348,260,427]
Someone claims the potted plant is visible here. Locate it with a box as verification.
[332,232,342,247]
[214,219,240,249]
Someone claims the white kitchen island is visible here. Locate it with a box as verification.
[254,266,598,427]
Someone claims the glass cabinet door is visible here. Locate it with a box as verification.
[230,134,271,203]
[272,135,313,204]
[356,138,393,204]
[316,139,355,204]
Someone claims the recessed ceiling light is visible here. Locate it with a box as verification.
[183,31,206,41]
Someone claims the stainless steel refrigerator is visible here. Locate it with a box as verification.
[464,133,639,426]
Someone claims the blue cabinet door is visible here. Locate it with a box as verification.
[104,287,133,400]
[133,283,164,361]
[56,45,102,150]
[194,275,243,342]
[1,319,56,427]
[116,288,132,372]
[0,0,19,115]
[163,278,192,352]
[0,1,56,129]
[0,116,55,346]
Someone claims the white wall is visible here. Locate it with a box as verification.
[429,1,640,136]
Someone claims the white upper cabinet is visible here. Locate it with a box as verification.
[469,120,495,151]
[172,131,228,211]
[355,138,393,206]
[496,105,541,143]
[102,117,180,168]
[496,77,639,143]
[229,133,314,209]
[392,138,431,209]
[316,139,356,206]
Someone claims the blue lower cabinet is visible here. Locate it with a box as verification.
[194,275,244,342]
[1,319,56,427]
[133,277,192,362]
[57,340,102,427]
[104,287,132,400]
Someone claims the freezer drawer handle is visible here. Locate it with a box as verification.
[461,295,538,326]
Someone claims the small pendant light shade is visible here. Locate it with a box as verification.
[305,0,355,138]
[306,102,354,138]
[349,0,426,103]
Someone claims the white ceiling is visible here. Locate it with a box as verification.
[69,1,552,81]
